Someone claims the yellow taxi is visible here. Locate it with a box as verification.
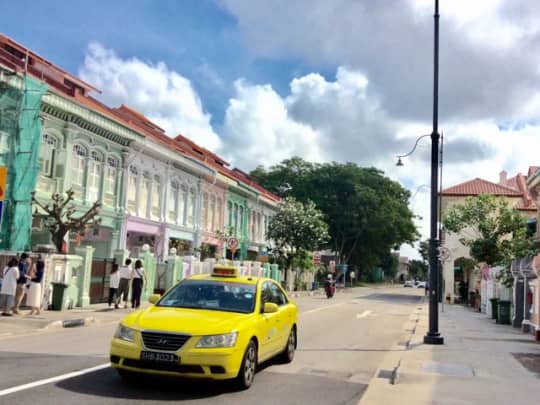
[110,265,298,389]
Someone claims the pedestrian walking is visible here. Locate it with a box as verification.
[13,253,31,314]
[1,258,20,316]
[108,263,120,309]
[25,256,44,315]
[117,259,132,309]
[131,260,146,309]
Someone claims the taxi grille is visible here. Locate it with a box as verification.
[141,331,190,351]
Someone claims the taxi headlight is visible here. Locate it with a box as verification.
[114,324,136,342]
[196,332,238,348]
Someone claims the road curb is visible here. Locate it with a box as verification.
[358,297,427,404]
[46,316,97,329]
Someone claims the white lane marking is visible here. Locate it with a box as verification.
[302,302,345,314]
[0,363,110,397]
[356,310,372,319]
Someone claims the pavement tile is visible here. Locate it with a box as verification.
[359,302,540,405]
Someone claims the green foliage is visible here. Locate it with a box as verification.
[378,252,399,279]
[267,197,329,274]
[443,194,536,266]
[251,157,419,270]
[418,240,429,263]
[409,259,428,279]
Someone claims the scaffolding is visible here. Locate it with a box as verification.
[0,73,47,251]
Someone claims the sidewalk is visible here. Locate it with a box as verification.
[0,303,140,338]
[360,300,540,404]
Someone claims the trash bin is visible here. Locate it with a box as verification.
[490,298,499,320]
[497,300,511,325]
[51,282,69,311]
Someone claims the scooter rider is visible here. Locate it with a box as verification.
[324,274,335,298]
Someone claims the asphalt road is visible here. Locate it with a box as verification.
[0,286,423,405]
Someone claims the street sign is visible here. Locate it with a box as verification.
[226,237,239,251]
[438,246,450,262]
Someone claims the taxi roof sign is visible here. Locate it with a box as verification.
[211,266,238,277]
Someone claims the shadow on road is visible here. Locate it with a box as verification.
[56,367,238,400]
[357,293,423,304]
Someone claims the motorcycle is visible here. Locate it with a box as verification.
[324,279,335,299]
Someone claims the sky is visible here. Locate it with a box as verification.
[3,0,540,260]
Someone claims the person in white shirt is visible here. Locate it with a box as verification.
[108,264,121,309]
[117,259,132,309]
[1,258,20,316]
[131,260,147,309]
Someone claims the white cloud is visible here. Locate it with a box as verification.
[79,42,221,151]
[220,66,401,170]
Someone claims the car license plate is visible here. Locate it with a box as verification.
[140,351,179,363]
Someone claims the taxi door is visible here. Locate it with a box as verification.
[258,281,281,360]
[269,281,295,351]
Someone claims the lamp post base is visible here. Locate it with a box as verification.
[424,333,444,345]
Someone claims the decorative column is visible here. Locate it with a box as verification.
[74,245,95,307]
[139,244,156,300]
[165,247,183,290]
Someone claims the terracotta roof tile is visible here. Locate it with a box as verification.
[442,178,522,196]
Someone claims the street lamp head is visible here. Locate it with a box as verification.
[396,157,404,167]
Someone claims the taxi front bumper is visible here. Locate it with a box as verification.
[110,337,245,380]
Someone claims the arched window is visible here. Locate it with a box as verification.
[72,144,87,199]
[140,172,151,218]
[210,196,216,232]
[179,185,187,225]
[169,181,179,223]
[127,166,138,214]
[40,133,58,177]
[227,201,232,230]
[239,206,244,237]
[104,157,119,206]
[233,204,238,236]
[216,198,223,233]
[186,188,196,227]
[257,212,262,242]
[152,175,161,219]
[202,192,208,231]
[87,150,103,202]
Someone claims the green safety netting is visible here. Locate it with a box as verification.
[0,75,47,251]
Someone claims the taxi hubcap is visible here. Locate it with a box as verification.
[244,344,256,383]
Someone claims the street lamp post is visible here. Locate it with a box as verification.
[395,0,444,345]
[424,0,444,345]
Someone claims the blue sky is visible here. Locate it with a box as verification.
[1,0,318,126]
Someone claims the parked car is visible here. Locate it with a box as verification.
[415,281,427,289]
[403,280,415,288]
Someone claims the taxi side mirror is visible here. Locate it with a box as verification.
[148,294,161,304]
[263,302,278,313]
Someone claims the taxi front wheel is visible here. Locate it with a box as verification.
[234,339,258,390]
[278,327,296,364]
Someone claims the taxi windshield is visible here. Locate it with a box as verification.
[157,280,257,314]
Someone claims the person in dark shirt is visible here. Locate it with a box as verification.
[13,253,31,314]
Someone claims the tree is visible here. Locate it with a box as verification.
[418,240,429,263]
[266,197,329,283]
[443,193,540,286]
[251,158,418,273]
[409,259,428,280]
[32,189,101,253]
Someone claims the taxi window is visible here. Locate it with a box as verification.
[269,282,288,306]
[158,280,256,314]
[261,281,288,306]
